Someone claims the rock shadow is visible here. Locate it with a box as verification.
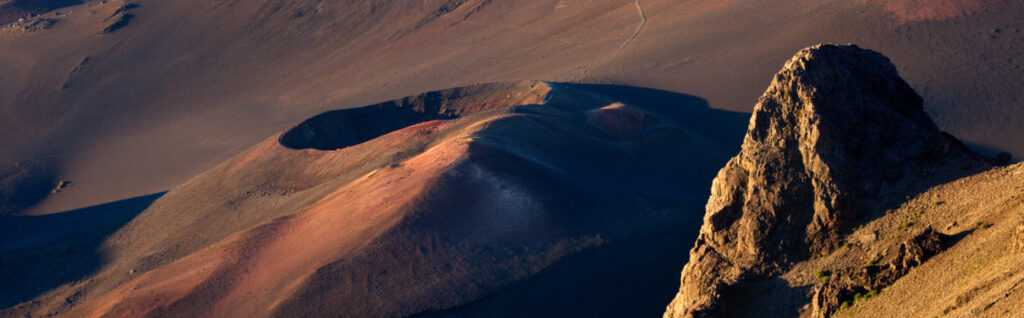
[0,161,55,216]
[279,82,750,154]
[278,91,459,150]
[279,82,553,150]
[0,192,163,309]
[0,0,82,24]
[558,83,749,146]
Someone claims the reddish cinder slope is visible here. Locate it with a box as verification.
[2,82,749,317]
[72,124,473,318]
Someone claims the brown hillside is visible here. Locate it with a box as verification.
[1,82,749,317]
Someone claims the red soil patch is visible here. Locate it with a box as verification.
[67,133,476,318]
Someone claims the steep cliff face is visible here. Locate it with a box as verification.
[664,44,988,317]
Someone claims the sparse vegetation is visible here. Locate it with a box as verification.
[855,291,874,302]
[815,270,831,282]
[903,222,914,228]
[976,221,992,229]
[933,200,945,206]
[916,210,924,216]
[841,288,880,311]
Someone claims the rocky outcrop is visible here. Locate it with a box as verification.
[102,3,139,34]
[664,44,981,317]
[810,227,949,316]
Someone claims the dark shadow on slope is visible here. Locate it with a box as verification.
[409,229,700,318]
[279,82,551,150]
[0,161,55,216]
[965,142,1016,165]
[396,124,722,318]
[278,91,458,150]
[101,13,133,33]
[269,135,711,317]
[280,82,750,153]
[562,83,749,146]
[0,0,82,24]
[5,0,81,11]
[268,86,750,317]
[0,192,163,309]
[716,277,812,317]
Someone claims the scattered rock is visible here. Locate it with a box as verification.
[101,3,138,34]
[107,3,139,21]
[51,179,72,193]
[4,14,58,33]
[855,231,878,245]
[17,17,57,32]
[102,13,133,33]
[811,227,949,316]
[61,56,90,90]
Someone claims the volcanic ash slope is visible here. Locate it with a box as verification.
[2,81,751,318]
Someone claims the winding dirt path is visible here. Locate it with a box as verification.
[618,0,648,53]
[576,0,647,80]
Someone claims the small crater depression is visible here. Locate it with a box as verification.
[278,96,457,151]
[279,81,551,150]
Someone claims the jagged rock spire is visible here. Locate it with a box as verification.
[664,44,979,317]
